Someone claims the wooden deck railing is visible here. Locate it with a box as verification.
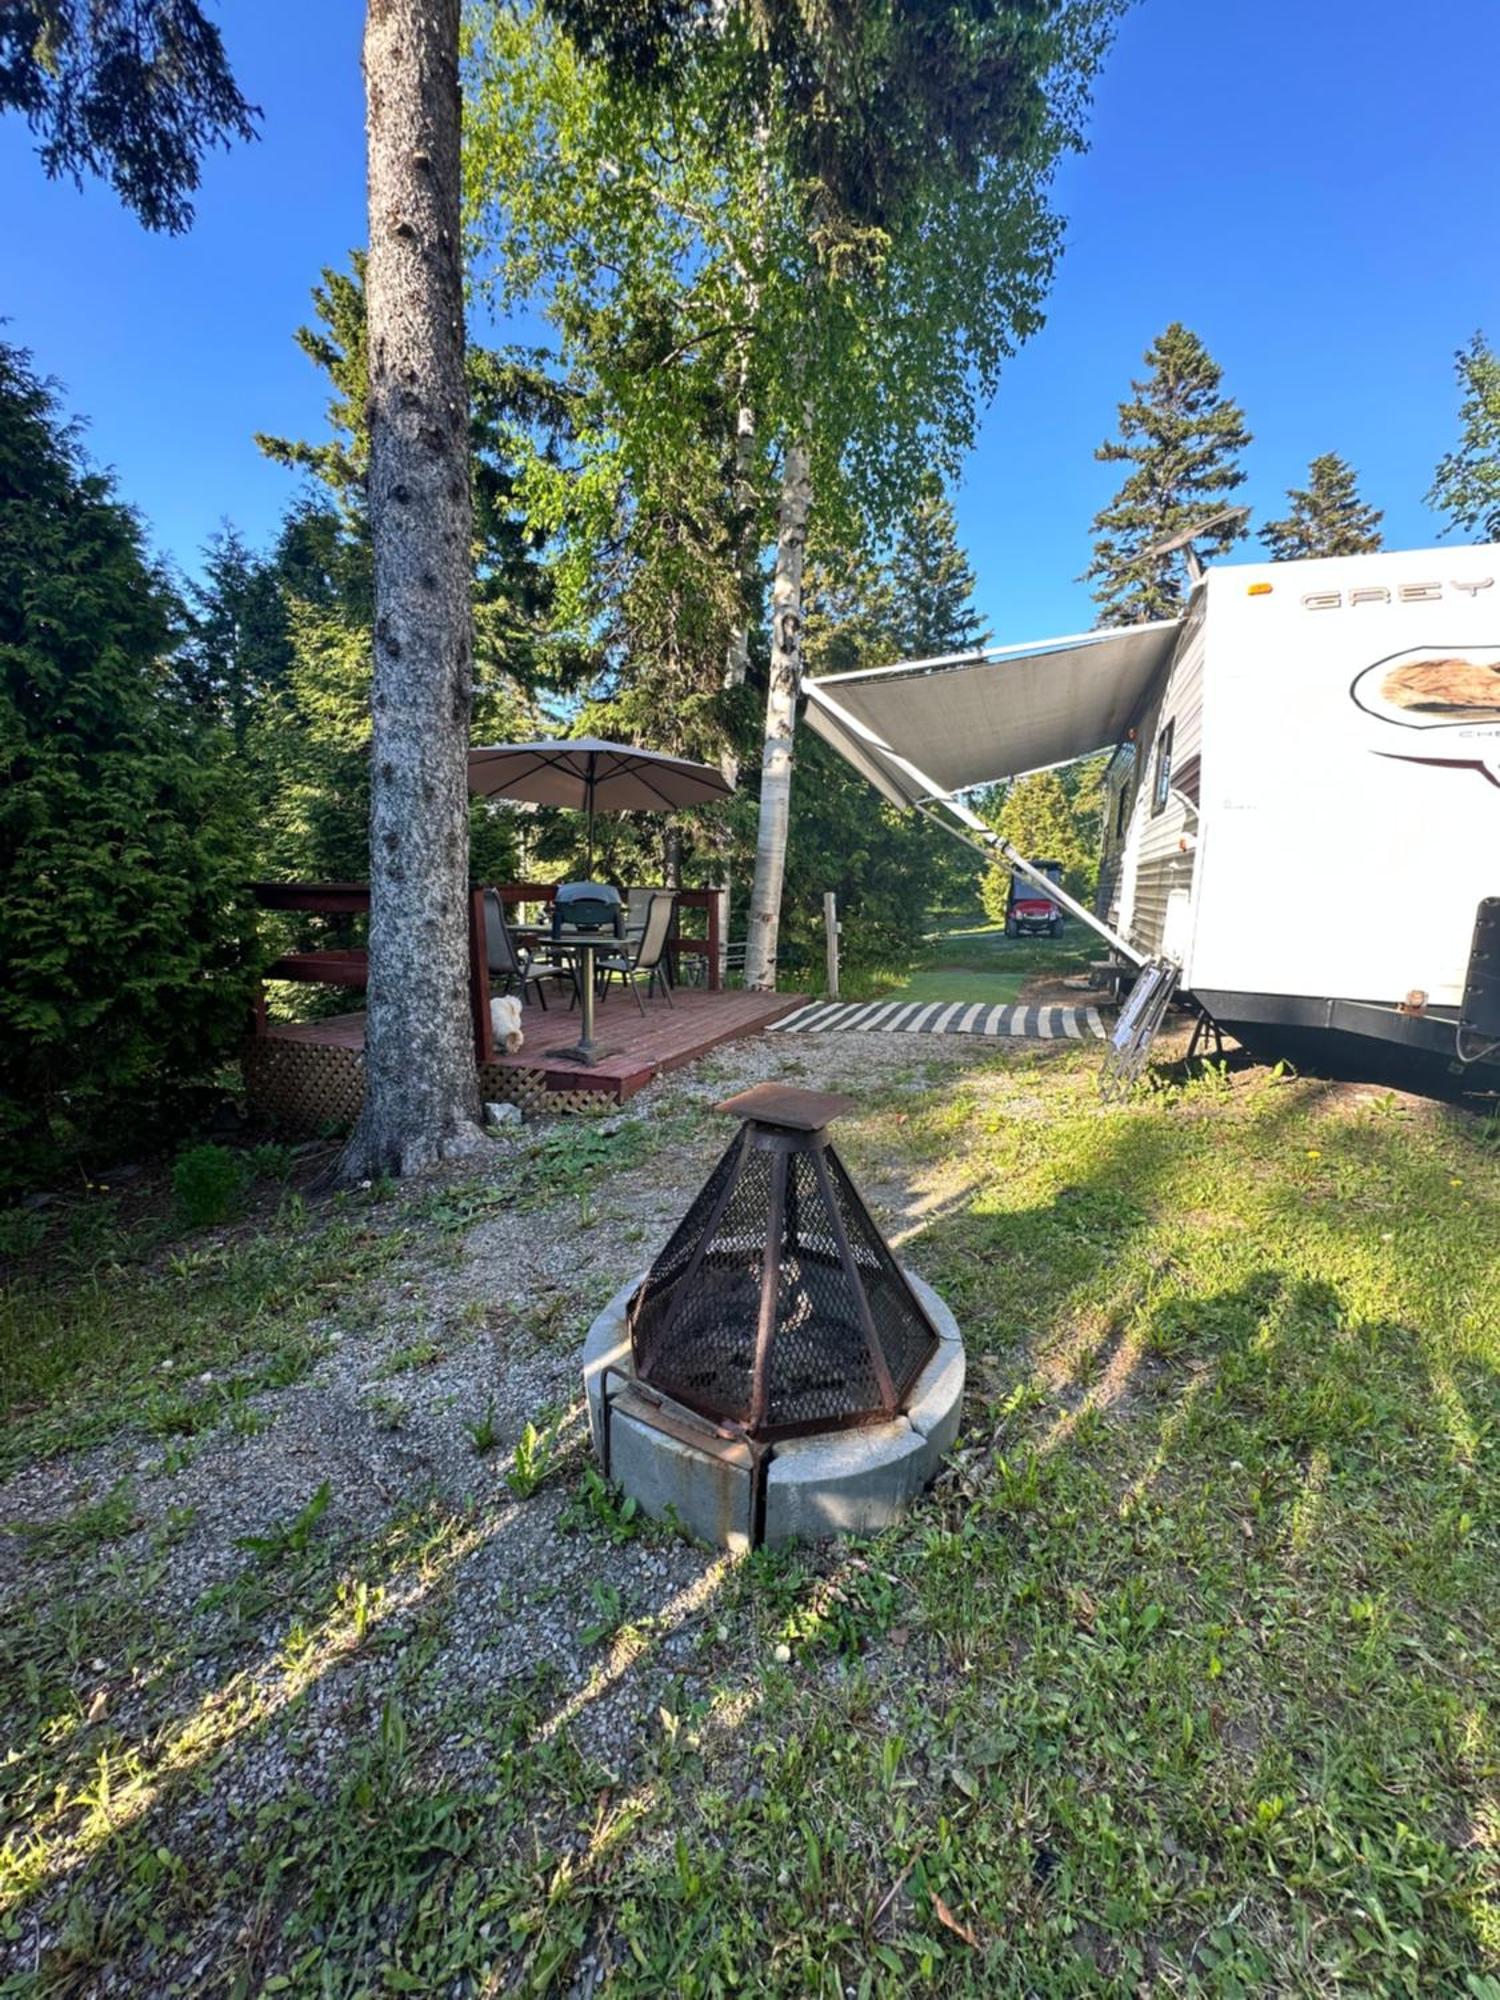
[251,880,725,1063]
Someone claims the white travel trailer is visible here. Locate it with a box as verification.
[803,543,1500,1096]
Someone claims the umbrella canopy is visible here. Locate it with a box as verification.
[467,737,735,869]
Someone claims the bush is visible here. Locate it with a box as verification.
[172,1144,250,1228]
[0,344,258,1189]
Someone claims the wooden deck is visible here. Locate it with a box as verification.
[260,985,806,1109]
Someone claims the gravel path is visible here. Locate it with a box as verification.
[2,1025,1049,1989]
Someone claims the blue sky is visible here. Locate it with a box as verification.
[4,0,1499,642]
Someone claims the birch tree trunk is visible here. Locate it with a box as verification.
[342,0,486,1180]
[722,368,757,689]
[722,110,768,691]
[743,434,812,990]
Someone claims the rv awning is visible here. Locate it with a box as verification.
[802,620,1182,809]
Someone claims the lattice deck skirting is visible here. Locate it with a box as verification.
[769,999,1108,1040]
[242,1043,615,1134]
[243,987,804,1133]
[476,1064,602,1120]
[242,1036,364,1134]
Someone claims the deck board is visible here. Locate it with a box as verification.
[262,986,805,1104]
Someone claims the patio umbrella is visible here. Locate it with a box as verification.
[467,737,735,871]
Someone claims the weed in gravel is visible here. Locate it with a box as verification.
[236,1480,331,1563]
[580,1579,623,1647]
[505,1409,563,1498]
[465,1400,502,1455]
[560,1465,640,1542]
[15,1480,139,1556]
[377,1337,443,1378]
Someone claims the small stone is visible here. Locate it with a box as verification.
[773,1642,791,1664]
[485,1102,523,1128]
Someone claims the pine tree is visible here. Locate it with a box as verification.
[1085,323,1252,626]
[1428,331,1500,542]
[1260,454,1383,562]
[888,478,992,657]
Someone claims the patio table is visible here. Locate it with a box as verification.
[547,928,617,1066]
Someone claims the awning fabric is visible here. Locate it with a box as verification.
[802,621,1183,808]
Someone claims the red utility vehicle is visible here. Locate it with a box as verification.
[1005,860,1066,938]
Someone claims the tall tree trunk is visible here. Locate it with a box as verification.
[723,110,768,691]
[743,434,811,990]
[722,366,757,689]
[342,0,486,1180]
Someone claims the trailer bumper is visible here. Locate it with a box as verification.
[1193,988,1500,1098]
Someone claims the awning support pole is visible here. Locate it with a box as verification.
[911,797,1144,966]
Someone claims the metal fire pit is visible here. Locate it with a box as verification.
[595,1084,946,1545]
[630,1084,939,1438]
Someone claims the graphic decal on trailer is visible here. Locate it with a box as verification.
[1350,646,1500,787]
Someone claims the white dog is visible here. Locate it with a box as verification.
[490,993,525,1054]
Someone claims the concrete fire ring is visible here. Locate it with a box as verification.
[581,1270,964,1551]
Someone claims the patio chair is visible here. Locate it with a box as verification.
[483,888,573,1010]
[594,891,677,1014]
[625,885,677,985]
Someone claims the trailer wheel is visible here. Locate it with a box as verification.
[1050,917,1063,938]
[1005,917,1018,938]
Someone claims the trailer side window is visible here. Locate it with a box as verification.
[1151,720,1175,817]
[1114,784,1130,839]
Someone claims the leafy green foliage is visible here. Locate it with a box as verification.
[1427,330,1500,541]
[0,343,258,1188]
[177,522,293,744]
[777,516,989,971]
[0,0,257,232]
[1086,322,1253,625]
[1261,452,1384,561]
[465,1,1123,974]
[171,1143,249,1229]
[505,1410,563,1499]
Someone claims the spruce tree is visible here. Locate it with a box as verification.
[1260,454,1383,562]
[1,0,256,232]
[1085,323,1252,626]
[1427,331,1500,542]
[888,478,992,657]
[181,525,294,744]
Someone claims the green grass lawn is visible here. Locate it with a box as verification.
[858,966,1030,1006]
[838,918,1095,1004]
[3,1043,1499,1995]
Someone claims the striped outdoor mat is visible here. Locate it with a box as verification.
[769,998,1108,1040]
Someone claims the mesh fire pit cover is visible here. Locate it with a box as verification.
[627,1084,940,1441]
